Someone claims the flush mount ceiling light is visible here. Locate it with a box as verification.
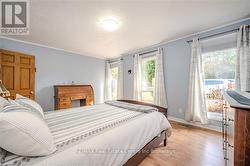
[99,17,121,32]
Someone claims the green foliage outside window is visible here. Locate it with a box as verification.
[141,57,156,102]
[143,59,155,86]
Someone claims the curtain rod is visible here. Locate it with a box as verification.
[139,49,157,56]
[132,49,158,57]
[108,58,123,64]
[186,28,239,43]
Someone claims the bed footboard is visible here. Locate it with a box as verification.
[118,100,168,165]
[117,100,168,117]
[123,130,167,166]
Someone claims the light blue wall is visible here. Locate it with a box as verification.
[122,19,250,120]
[1,19,249,117]
[0,38,105,111]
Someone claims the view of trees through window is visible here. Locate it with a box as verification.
[141,56,156,102]
[202,48,236,113]
[111,67,118,100]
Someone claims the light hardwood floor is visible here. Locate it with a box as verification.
[140,121,224,166]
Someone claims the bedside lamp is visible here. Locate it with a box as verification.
[0,80,10,97]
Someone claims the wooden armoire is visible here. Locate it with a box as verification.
[0,49,35,99]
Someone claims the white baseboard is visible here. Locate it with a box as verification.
[168,116,222,133]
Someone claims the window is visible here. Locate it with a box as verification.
[202,48,236,114]
[141,55,156,102]
[111,66,118,100]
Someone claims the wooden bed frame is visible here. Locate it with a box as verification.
[118,100,168,166]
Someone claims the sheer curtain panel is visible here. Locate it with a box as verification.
[185,38,208,124]
[104,61,112,101]
[133,54,142,101]
[154,48,168,108]
[117,60,123,99]
[236,25,250,91]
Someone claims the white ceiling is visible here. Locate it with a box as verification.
[6,0,250,59]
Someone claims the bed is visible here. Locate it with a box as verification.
[2,100,171,166]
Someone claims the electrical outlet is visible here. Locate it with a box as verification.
[178,108,183,113]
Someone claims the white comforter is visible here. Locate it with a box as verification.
[4,103,171,166]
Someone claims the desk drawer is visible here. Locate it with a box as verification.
[59,97,70,102]
[70,95,85,100]
[59,101,71,108]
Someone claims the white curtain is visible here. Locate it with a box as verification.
[117,60,123,99]
[104,61,112,101]
[154,48,168,108]
[236,25,250,91]
[185,38,208,124]
[133,54,142,101]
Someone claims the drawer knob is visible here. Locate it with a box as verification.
[228,144,234,148]
[228,118,234,122]
[224,157,229,161]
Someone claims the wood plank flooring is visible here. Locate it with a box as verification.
[139,121,224,166]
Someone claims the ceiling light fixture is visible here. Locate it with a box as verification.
[99,17,120,32]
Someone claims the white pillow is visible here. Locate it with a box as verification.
[6,98,43,119]
[0,103,57,156]
[0,97,9,163]
[0,97,9,111]
[15,94,44,118]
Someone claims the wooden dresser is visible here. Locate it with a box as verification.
[54,85,94,110]
[223,91,250,166]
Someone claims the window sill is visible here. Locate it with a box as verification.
[207,112,222,121]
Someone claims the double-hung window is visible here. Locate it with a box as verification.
[141,54,156,103]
